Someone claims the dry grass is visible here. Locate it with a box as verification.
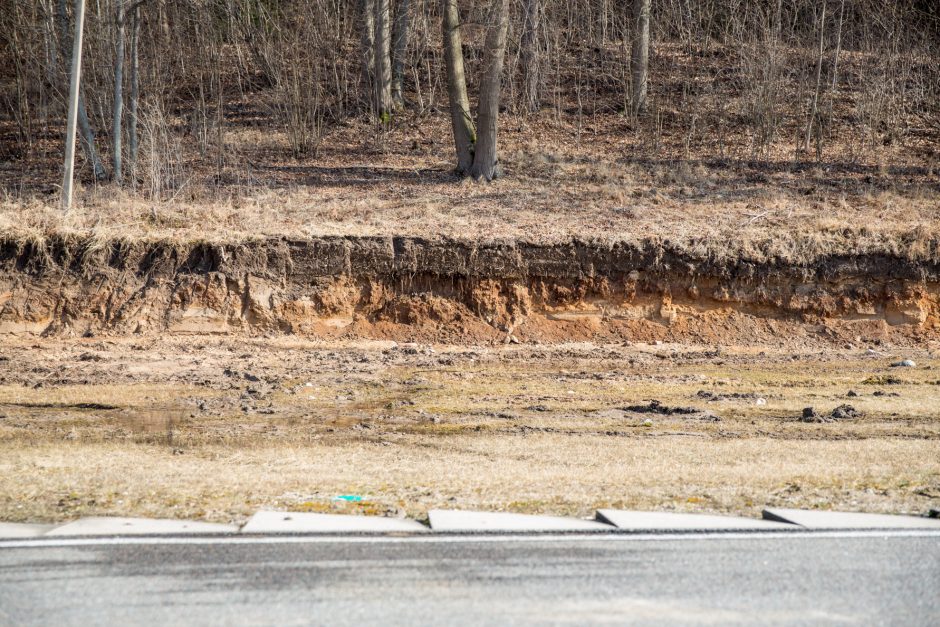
[2,437,936,525]
[3,109,939,265]
[1,337,937,523]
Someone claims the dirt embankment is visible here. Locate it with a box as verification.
[1,235,939,344]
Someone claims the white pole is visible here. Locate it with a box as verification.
[61,0,87,211]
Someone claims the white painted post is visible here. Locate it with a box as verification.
[61,0,87,211]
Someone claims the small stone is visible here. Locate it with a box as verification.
[890,359,916,368]
[846,390,858,397]
[755,398,767,406]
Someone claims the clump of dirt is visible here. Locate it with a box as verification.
[863,375,905,385]
[695,390,763,402]
[800,404,862,423]
[624,400,720,422]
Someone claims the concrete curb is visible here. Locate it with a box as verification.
[4,508,939,539]
[762,508,940,530]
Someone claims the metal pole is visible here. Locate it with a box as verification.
[61,0,86,211]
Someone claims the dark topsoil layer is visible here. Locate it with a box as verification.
[4,234,940,281]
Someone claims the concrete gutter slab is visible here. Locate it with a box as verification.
[596,509,795,531]
[762,508,940,529]
[428,509,612,532]
[241,511,428,533]
[45,517,238,536]
[0,523,57,538]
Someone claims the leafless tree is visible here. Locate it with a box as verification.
[597,0,609,44]
[631,0,650,114]
[360,0,376,107]
[803,1,828,155]
[374,0,393,120]
[60,0,86,209]
[521,0,543,113]
[57,0,106,182]
[127,2,140,185]
[442,0,475,174]
[112,0,126,184]
[469,0,511,181]
[391,0,412,109]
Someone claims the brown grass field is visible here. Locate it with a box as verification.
[1,337,937,524]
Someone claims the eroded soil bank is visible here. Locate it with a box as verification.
[2,235,939,344]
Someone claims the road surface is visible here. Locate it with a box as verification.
[1,531,938,625]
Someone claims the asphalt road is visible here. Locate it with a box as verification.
[1,531,938,626]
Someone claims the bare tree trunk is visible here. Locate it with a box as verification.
[373,0,392,120]
[157,0,170,41]
[827,0,845,129]
[360,0,376,110]
[470,0,511,181]
[442,0,475,174]
[597,0,609,44]
[43,0,59,83]
[391,0,412,109]
[521,0,542,113]
[76,97,106,180]
[803,1,827,153]
[62,0,86,210]
[112,1,126,185]
[128,3,140,186]
[631,0,650,114]
[57,0,107,181]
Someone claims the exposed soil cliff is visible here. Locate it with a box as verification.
[1,235,938,344]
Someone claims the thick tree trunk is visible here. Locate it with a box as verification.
[521,0,542,113]
[469,0,511,181]
[373,0,393,120]
[112,2,126,184]
[442,0,475,174]
[127,4,140,186]
[391,0,412,109]
[631,0,650,114]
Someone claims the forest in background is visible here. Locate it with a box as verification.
[1,0,938,203]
